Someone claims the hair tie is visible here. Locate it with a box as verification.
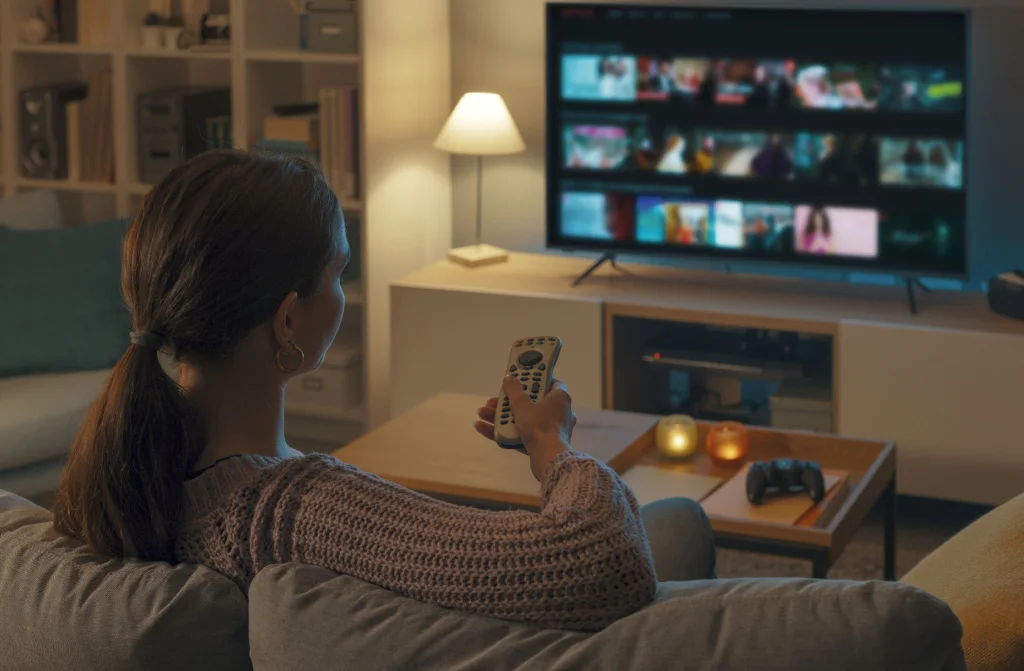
[129,331,164,351]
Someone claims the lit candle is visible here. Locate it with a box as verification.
[707,421,749,468]
[656,415,698,460]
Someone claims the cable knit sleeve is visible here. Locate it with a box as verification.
[247,451,656,631]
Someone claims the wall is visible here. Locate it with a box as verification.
[449,0,1024,289]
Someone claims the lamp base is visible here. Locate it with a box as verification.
[447,244,509,268]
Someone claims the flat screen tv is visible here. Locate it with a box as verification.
[545,4,969,277]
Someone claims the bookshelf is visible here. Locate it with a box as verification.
[0,0,453,445]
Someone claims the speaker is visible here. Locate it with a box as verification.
[19,82,87,180]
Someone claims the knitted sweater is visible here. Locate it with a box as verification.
[175,449,657,631]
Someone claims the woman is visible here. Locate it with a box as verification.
[801,206,833,255]
[52,151,715,632]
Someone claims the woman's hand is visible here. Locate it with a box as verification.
[474,376,576,482]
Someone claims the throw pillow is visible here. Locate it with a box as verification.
[0,219,130,378]
[903,492,1024,671]
[0,190,63,230]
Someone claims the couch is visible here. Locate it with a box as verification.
[0,489,967,671]
[0,191,115,498]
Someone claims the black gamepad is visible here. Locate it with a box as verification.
[746,459,826,505]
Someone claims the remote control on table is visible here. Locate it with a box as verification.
[494,336,562,449]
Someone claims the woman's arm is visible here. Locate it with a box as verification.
[248,450,657,631]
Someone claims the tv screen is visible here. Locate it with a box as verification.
[546,5,968,277]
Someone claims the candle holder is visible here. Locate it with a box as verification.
[707,421,749,468]
[655,414,698,460]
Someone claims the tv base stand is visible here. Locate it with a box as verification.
[571,253,633,287]
[904,277,931,316]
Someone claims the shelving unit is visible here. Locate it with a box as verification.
[0,0,453,445]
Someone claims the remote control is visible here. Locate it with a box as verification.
[494,337,562,449]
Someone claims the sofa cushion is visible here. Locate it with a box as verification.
[0,369,109,471]
[0,490,251,671]
[249,563,965,671]
[903,491,1024,671]
[0,189,63,230]
[0,218,130,378]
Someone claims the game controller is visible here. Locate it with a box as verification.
[494,336,562,449]
[746,459,826,505]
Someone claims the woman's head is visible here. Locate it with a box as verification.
[53,150,347,561]
[805,207,831,239]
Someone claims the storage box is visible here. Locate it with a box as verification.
[306,0,358,54]
[286,345,362,413]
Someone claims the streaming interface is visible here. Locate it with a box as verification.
[547,5,968,275]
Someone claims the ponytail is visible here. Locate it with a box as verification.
[52,340,205,561]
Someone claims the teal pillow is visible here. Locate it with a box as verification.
[0,219,131,378]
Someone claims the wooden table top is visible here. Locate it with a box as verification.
[333,393,894,560]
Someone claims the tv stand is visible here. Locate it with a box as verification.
[571,253,632,287]
[904,277,932,316]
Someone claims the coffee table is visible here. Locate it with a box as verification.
[333,393,897,580]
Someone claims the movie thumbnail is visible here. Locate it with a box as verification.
[794,205,879,258]
[713,201,744,248]
[879,211,964,270]
[560,191,636,240]
[671,58,714,97]
[715,59,796,108]
[637,57,714,102]
[563,124,631,169]
[795,62,877,110]
[877,66,964,113]
[636,196,714,245]
[644,125,695,174]
[879,138,963,189]
[742,203,795,253]
[562,54,637,102]
[704,131,796,180]
[794,133,879,186]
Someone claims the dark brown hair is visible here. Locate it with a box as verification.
[52,150,342,561]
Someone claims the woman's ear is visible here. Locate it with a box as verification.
[272,291,299,349]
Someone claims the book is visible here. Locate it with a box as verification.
[263,114,319,148]
[700,463,849,527]
[65,101,80,182]
[621,466,723,507]
[252,138,319,166]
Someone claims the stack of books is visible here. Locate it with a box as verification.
[253,87,359,200]
[318,86,359,200]
[66,69,114,183]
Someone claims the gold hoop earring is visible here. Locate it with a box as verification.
[275,342,305,373]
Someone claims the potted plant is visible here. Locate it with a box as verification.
[162,15,185,51]
[140,12,162,48]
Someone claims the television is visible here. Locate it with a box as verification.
[545,4,969,277]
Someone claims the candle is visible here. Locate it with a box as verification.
[655,415,698,460]
[707,421,749,468]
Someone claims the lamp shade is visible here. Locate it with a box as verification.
[434,92,526,156]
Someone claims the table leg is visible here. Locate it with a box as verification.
[883,476,897,581]
[812,550,830,579]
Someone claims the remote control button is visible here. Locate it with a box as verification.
[531,382,540,393]
[538,363,546,371]
[521,384,527,390]
[500,413,509,420]
[529,394,538,400]
[500,420,508,425]
[517,350,543,366]
[509,365,517,372]
[502,398,510,406]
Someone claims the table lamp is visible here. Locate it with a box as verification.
[434,92,525,268]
